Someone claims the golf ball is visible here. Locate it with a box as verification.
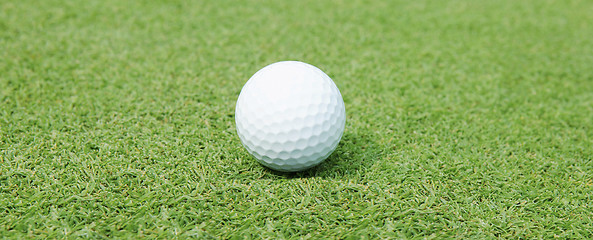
[235,61,346,172]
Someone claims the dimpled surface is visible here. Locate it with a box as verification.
[235,61,346,172]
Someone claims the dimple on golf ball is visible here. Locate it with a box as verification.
[235,61,346,172]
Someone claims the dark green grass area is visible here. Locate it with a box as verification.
[1,0,593,238]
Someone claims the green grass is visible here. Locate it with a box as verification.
[1,0,592,238]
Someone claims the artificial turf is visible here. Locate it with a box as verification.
[1,0,592,238]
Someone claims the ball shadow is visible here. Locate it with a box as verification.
[261,129,382,179]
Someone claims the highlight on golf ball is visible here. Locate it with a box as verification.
[235,61,346,172]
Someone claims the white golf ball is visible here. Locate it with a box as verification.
[235,61,346,172]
